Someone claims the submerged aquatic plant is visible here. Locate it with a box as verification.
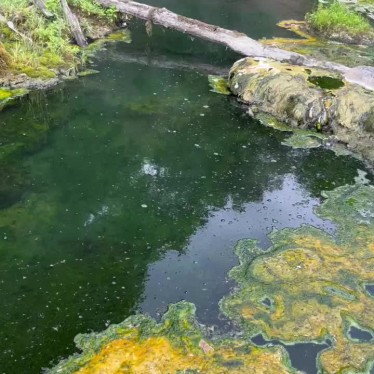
[221,183,374,373]
[281,133,323,149]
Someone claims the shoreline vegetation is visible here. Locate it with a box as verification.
[0,0,373,90]
[306,1,374,45]
[0,0,125,90]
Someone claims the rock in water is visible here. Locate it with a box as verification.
[229,57,374,164]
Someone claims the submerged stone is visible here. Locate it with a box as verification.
[47,301,298,374]
[77,69,100,77]
[221,183,374,374]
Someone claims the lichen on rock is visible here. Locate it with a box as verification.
[47,301,299,374]
[221,183,374,374]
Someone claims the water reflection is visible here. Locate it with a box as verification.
[140,175,335,325]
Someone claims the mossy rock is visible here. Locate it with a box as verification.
[228,57,374,165]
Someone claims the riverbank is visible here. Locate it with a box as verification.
[0,0,129,95]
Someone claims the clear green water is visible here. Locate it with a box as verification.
[0,5,373,374]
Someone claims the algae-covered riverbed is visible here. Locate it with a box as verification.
[1,1,374,373]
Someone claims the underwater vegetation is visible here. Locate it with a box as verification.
[48,182,374,373]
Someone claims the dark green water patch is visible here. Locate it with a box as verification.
[307,75,345,90]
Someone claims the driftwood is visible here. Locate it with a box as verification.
[60,0,87,47]
[96,0,374,91]
[33,0,54,19]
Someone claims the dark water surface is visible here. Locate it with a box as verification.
[1,2,373,374]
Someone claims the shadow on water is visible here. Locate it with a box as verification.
[0,3,373,373]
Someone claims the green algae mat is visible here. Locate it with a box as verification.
[48,183,374,373]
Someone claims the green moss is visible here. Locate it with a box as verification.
[104,29,132,42]
[17,66,56,79]
[0,0,120,80]
[0,90,12,100]
[208,75,231,95]
[77,69,99,77]
[0,88,29,111]
[257,113,293,132]
[306,2,373,39]
[68,0,118,21]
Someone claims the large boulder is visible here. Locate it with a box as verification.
[229,57,374,164]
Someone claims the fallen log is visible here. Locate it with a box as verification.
[60,0,87,48]
[96,0,374,91]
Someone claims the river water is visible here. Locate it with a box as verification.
[0,1,373,373]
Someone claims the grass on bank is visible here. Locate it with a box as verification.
[306,2,372,38]
[0,0,118,78]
